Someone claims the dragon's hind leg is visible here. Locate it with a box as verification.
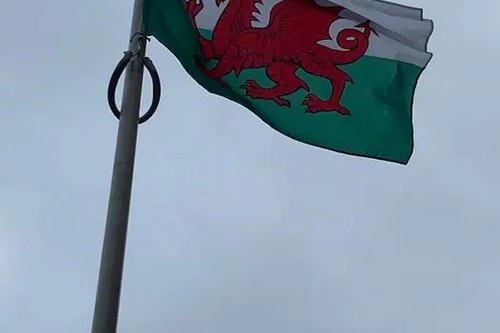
[240,62,309,107]
[299,54,352,115]
[197,49,240,86]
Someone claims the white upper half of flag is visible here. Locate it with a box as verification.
[194,0,434,67]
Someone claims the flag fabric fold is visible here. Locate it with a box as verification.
[143,0,433,164]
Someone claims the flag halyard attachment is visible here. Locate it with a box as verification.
[107,32,162,124]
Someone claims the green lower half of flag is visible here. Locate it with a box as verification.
[144,0,424,164]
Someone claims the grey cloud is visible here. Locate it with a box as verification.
[0,0,499,332]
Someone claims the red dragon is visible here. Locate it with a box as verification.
[183,0,374,115]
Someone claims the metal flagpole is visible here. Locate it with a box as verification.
[90,0,160,332]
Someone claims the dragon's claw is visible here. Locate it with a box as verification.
[240,80,265,94]
[240,80,291,107]
[240,79,259,90]
[302,94,350,115]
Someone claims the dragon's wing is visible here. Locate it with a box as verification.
[233,0,343,64]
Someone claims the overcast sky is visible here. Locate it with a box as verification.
[1,0,499,332]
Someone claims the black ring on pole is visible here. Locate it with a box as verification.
[107,51,133,121]
[138,55,161,124]
[107,50,161,124]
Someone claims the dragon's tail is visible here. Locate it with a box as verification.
[329,21,374,65]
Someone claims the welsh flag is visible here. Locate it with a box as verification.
[143,0,433,164]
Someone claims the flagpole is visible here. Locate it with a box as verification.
[91,0,147,332]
